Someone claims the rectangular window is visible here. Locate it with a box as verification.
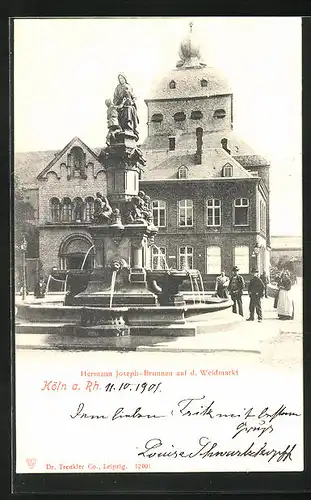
[206,199,221,226]
[169,137,176,151]
[151,247,167,270]
[234,198,249,226]
[206,246,221,274]
[179,246,193,270]
[178,199,193,227]
[152,200,166,227]
[234,246,249,274]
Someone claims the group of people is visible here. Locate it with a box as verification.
[214,266,294,322]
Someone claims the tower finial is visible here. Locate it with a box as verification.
[176,22,206,69]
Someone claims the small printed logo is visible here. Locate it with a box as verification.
[26,458,37,469]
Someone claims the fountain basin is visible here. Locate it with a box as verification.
[15,295,233,339]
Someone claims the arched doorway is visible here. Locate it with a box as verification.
[59,234,94,270]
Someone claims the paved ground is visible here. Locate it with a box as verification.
[14,282,303,373]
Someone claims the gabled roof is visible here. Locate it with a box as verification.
[15,139,103,188]
[37,136,101,179]
[141,147,254,182]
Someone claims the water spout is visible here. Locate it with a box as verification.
[81,245,95,270]
[45,275,51,296]
[198,271,206,302]
[110,270,117,309]
[187,270,196,304]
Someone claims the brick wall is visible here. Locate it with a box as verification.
[141,178,265,287]
[39,167,107,224]
[39,226,93,276]
[147,95,232,137]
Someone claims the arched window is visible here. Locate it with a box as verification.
[214,109,226,119]
[85,197,95,222]
[72,197,84,222]
[178,165,188,179]
[178,199,193,226]
[62,197,73,222]
[201,79,208,87]
[179,246,194,270]
[68,146,86,179]
[50,197,61,222]
[169,80,176,89]
[222,163,233,177]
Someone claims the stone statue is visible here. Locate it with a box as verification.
[105,98,122,146]
[128,146,146,167]
[92,192,113,223]
[124,191,153,225]
[110,207,123,227]
[113,73,139,140]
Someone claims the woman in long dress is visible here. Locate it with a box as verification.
[277,270,294,320]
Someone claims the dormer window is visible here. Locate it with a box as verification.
[201,79,208,87]
[191,110,203,120]
[178,165,188,179]
[222,163,233,177]
[174,112,186,122]
[169,80,176,89]
[151,113,163,123]
[169,137,175,151]
[214,109,226,119]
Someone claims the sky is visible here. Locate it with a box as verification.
[14,17,302,236]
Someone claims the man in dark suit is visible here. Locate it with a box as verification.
[228,266,245,316]
[260,270,269,298]
[247,268,265,322]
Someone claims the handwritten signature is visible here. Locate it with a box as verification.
[137,437,297,463]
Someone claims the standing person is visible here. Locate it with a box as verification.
[215,270,230,298]
[228,266,245,316]
[247,268,265,322]
[277,270,294,320]
[34,276,46,299]
[260,270,269,298]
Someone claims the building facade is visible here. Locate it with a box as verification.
[15,25,271,290]
[140,25,271,288]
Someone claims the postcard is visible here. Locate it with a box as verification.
[13,17,303,477]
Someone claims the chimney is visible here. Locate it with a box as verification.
[195,127,203,164]
[221,138,231,155]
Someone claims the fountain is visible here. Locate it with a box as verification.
[16,73,233,341]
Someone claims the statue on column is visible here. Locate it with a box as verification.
[113,73,139,141]
[105,99,122,146]
[92,192,113,224]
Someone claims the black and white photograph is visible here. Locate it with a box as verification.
[13,17,303,477]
